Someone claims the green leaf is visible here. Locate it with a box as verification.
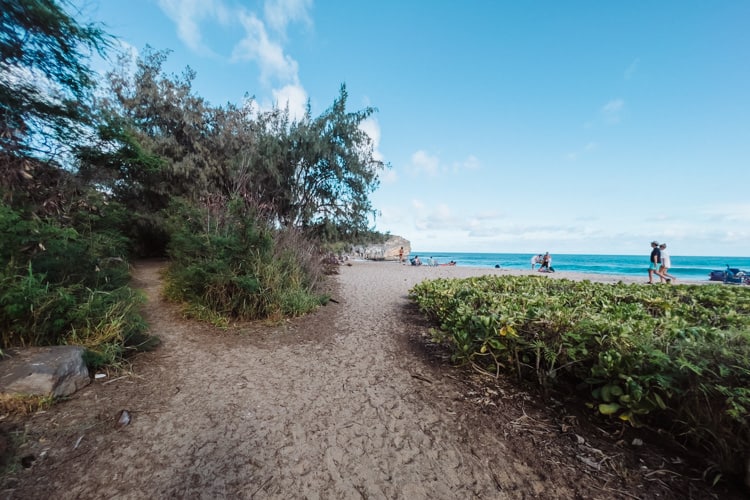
[598,403,621,415]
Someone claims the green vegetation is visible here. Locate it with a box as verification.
[163,198,328,322]
[1,1,387,368]
[410,275,750,482]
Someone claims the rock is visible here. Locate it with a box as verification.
[357,235,411,261]
[0,346,90,398]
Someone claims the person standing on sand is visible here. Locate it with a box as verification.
[647,241,661,284]
[530,254,543,270]
[398,246,404,263]
[658,243,675,283]
[539,252,554,272]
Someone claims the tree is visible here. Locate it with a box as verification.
[0,0,109,165]
[281,85,384,234]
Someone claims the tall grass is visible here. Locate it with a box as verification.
[0,201,156,367]
[163,197,328,322]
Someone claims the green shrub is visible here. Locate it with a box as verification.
[410,275,750,481]
[0,201,155,367]
[163,197,326,321]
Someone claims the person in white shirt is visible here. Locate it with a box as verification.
[530,254,543,270]
[658,244,676,283]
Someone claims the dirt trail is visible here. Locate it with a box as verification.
[1,261,739,499]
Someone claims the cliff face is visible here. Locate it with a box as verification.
[355,235,411,261]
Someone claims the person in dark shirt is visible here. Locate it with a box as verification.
[647,241,661,284]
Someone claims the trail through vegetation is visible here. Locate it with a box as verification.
[2,261,744,499]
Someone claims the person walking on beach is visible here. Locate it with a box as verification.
[658,243,676,283]
[398,246,404,263]
[647,241,661,284]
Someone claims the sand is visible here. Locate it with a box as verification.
[1,260,731,499]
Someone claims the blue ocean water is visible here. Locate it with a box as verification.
[411,252,750,282]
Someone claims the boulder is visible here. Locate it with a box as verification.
[357,235,411,261]
[0,346,90,398]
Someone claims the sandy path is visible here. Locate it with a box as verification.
[1,261,718,498]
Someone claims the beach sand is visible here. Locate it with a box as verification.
[352,258,705,287]
[3,259,731,499]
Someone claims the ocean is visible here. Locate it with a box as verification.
[410,252,750,282]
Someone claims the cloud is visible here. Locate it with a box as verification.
[601,99,624,124]
[379,168,398,184]
[415,203,464,231]
[359,118,384,162]
[453,155,480,171]
[158,0,308,109]
[233,12,300,85]
[264,0,312,35]
[625,57,640,79]
[702,203,750,223]
[157,0,230,55]
[271,83,307,120]
[410,150,440,176]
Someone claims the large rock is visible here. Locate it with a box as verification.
[0,346,90,398]
[357,235,411,261]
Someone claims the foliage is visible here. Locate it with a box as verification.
[0,0,109,164]
[280,85,383,232]
[78,49,386,256]
[163,197,328,321]
[409,275,750,479]
[1,2,384,371]
[0,200,154,366]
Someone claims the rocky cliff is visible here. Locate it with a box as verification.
[354,235,411,261]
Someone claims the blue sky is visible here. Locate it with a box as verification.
[73,1,749,257]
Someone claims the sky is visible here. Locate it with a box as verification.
[71,1,750,257]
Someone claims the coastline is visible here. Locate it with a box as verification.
[347,258,707,286]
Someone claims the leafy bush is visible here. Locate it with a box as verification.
[0,201,154,367]
[410,275,750,481]
[163,198,328,321]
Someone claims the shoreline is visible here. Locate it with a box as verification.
[347,258,709,286]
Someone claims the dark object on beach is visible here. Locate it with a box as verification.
[710,266,749,285]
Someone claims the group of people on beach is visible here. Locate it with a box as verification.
[530,252,554,272]
[648,241,675,284]
[408,255,456,267]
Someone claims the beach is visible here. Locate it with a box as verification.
[3,259,733,499]
[359,258,706,287]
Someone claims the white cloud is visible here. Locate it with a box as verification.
[601,98,624,124]
[359,118,384,162]
[702,203,750,223]
[264,0,312,35]
[453,154,480,171]
[158,0,308,108]
[271,83,307,120]
[157,0,230,55]
[410,150,440,176]
[379,168,398,184]
[233,12,300,85]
